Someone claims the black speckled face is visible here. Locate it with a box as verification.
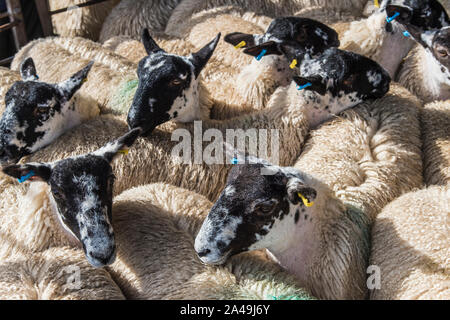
[431,27,450,70]
[226,16,339,59]
[297,48,391,104]
[386,0,450,40]
[194,163,316,265]
[0,58,92,165]
[127,30,220,133]
[1,128,141,268]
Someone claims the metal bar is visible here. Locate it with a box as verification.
[0,56,14,66]
[50,0,111,15]
[5,0,27,50]
[34,0,53,36]
[0,19,20,32]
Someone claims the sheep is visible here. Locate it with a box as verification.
[332,0,450,78]
[165,0,369,37]
[0,58,97,166]
[421,101,450,186]
[107,183,315,299]
[0,67,20,114]
[98,0,183,43]
[369,185,450,300]
[19,45,390,209]
[0,128,142,266]
[48,0,120,41]
[396,26,450,103]
[103,18,340,121]
[195,82,423,300]
[11,36,137,115]
[0,247,125,300]
[188,16,340,119]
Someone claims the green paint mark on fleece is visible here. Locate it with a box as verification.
[269,293,315,300]
[110,78,139,114]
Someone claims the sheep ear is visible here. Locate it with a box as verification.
[293,76,327,96]
[385,5,413,24]
[20,58,38,81]
[2,163,51,183]
[92,128,142,163]
[224,32,256,48]
[189,33,221,78]
[57,61,94,100]
[243,41,283,57]
[286,177,317,205]
[142,29,164,55]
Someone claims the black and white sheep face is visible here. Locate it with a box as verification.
[429,27,450,71]
[290,47,391,126]
[195,163,317,266]
[0,58,93,166]
[2,128,141,268]
[127,29,220,133]
[385,0,450,36]
[224,17,339,59]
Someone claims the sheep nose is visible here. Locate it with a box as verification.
[197,248,211,258]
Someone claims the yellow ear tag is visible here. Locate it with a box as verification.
[118,149,129,155]
[298,192,314,207]
[82,78,88,83]
[290,59,298,69]
[374,0,380,8]
[234,41,246,49]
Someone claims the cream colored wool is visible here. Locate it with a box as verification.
[0,247,125,300]
[292,83,423,299]
[0,67,20,114]
[102,35,195,63]
[11,37,137,115]
[99,0,183,43]
[397,45,450,103]
[333,10,416,78]
[166,0,367,37]
[108,183,314,300]
[49,0,120,41]
[369,185,450,300]
[421,101,450,186]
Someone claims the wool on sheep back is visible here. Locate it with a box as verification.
[421,101,450,187]
[99,0,183,42]
[369,185,450,300]
[49,0,120,41]
[292,83,423,299]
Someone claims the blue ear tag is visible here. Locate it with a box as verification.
[297,82,312,91]
[256,49,267,61]
[231,158,239,164]
[403,30,411,37]
[18,171,35,183]
[386,12,400,23]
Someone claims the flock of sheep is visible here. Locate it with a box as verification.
[0,0,448,300]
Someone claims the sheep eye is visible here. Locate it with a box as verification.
[170,79,183,86]
[437,49,448,58]
[254,200,277,216]
[34,106,49,116]
[52,188,65,199]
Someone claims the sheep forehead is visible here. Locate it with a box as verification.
[141,52,193,75]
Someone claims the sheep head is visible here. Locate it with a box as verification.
[0,58,93,166]
[195,159,317,266]
[127,29,220,134]
[224,17,340,59]
[2,128,141,268]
